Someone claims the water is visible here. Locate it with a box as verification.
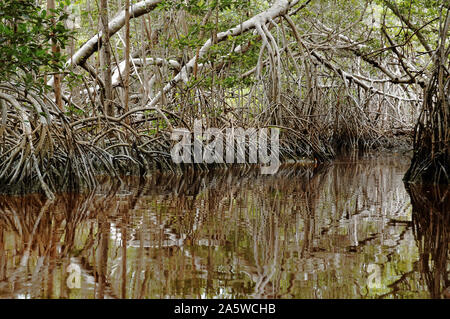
[0,153,448,299]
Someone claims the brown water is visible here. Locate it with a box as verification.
[0,153,448,299]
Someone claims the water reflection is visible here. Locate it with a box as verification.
[407,184,449,299]
[0,154,448,299]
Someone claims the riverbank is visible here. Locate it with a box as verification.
[0,131,413,197]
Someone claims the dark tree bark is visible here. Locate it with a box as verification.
[405,8,450,184]
[100,0,113,116]
[124,0,131,122]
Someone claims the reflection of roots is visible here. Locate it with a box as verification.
[0,192,97,256]
[0,159,417,298]
[407,184,450,298]
[0,189,122,298]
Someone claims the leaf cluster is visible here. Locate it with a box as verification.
[0,0,72,90]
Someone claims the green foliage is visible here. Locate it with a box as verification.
[0,0,71,90]
[157,0,253,14]
[375,0,440,44]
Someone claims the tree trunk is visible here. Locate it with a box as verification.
[405,8,450,184]
[47,0,63,110]
[100,0,113,116]
[124,0,131,122]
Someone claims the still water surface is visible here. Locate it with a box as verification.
[0,153,448,298]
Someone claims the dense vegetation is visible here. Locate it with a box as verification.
[0,0,448,198]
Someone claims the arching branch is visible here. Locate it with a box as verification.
[48,0,163,86]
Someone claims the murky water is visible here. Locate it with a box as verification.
[0,153,448,299]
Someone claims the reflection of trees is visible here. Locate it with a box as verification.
[407,184,449,299]
[235,165,329,298]
[0,156,437,298]
[0,192,99,297]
